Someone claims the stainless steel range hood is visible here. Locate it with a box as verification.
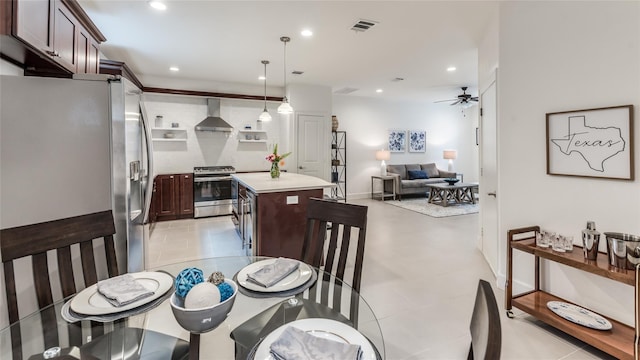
[195,98,233,132]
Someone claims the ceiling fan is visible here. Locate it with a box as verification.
[435,87,479,106]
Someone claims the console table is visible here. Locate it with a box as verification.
[506,226,638,360]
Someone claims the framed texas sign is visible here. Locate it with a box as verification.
[546,105,634,180]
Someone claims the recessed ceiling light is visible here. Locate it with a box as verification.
[258,76,266,80]
[149,1,167,10]
[447,66,456,72]
[376,89,383,93]
[169,66,179,72]
[301,29,313,37]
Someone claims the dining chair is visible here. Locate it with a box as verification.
[468,279,502,360]
[299,198,368,324]
[1,210,189,360]
[229,199,369,359]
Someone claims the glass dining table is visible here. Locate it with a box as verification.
[0,256,385,360]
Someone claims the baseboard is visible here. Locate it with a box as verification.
[345,192,372,200]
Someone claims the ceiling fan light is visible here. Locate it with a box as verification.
[278,97,293,114]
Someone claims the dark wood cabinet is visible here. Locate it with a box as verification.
[52,1,77,72]
[13,0,54,54]
[156,174,177,218]
[178,174,194,216]
[151,173,194,222]
[0,0,105,76]
[254,188,324,260]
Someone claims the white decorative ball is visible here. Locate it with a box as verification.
[184,282,221,309]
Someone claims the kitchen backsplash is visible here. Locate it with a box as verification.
[143,94,281,175]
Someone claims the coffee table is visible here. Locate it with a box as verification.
[427,182,478,207]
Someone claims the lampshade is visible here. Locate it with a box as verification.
[277,36,294,114]
[375,149,390,176]
[277,97,293,114]
[259,60,272,121]
[259,110,272,121]
[443,150,457,160]
[375,149,390,161]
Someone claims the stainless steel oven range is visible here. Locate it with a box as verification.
[193,166,235,218]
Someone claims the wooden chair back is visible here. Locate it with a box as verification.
[468,279,502,360]
[300,198,368,323]
[1,210,118,358]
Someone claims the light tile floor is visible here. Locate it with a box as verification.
[147,199,614,360]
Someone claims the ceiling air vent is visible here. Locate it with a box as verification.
[351,19,379,32]
[334,87,359,95]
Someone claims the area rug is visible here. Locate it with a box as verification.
[385,198,479,218]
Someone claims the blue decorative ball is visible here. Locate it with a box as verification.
[175,268,204,298]
[217,282,234,302]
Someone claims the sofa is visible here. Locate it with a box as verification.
[384,163,456,200]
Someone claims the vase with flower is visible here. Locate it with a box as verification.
[265,144,291,179]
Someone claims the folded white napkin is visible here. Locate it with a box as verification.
[96,274,154,307]
[246,258,300,288]
[269,326,363,360]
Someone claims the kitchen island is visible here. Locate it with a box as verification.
[232,172,335,260]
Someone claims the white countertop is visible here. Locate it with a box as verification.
[232,172,335,194]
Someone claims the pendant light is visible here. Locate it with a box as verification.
[258,60,272,121]
[277,36,294,114]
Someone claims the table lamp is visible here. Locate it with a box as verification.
[375,149,391,176]
[443,149,457,172]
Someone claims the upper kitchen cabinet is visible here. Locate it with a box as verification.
[0,0,106,76]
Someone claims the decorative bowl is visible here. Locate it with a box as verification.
[444,178,460,185]
[163,132,175,139]
[170,278,237,333]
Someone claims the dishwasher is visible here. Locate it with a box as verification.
[242,191,256,256]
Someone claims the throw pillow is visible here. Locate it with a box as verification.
[421,163,440,178]
[407,170,429,180]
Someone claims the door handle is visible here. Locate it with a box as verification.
[299,166,304,169]
[487,192,496,197]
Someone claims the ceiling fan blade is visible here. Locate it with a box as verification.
[470,97,479,102]
[434,99,457,103]
[450,100,462,106]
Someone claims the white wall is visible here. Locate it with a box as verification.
[143,94,284,174]
[0,58,23,76]
[498,1,640,325]
[333,95,479,198]
[478,7,499,92]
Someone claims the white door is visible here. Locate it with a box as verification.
[480,72,499,275]
[296,113,328,179]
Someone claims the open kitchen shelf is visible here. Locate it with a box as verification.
[506,226,638,360]
[151,128,187,142]
[238,130,267,142]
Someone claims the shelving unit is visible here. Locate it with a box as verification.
[238,130,267,143]
[151,128,187,142]
[506,226,638,360]
[330,131,346,201]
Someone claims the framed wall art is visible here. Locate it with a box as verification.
[388,130,406,153]
[408,130,426,152]
[546,105,634,180]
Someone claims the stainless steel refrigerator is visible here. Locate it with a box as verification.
[0,74,153,276]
